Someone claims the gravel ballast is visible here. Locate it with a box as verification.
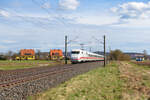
[0,62,104,100]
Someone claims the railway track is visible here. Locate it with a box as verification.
[0,61,104,100]
[0,64,74,88]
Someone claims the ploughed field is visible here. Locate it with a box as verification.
[0,61,104,100]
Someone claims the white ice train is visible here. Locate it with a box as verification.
[71,49,104,63]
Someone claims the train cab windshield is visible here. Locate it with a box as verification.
[71,51,80,54]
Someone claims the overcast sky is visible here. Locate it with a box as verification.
[0,0,150,53]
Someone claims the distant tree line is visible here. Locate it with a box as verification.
[0,49,131,61]
[109,49,131,61]
[0,51,20,60]
[0,50,49,60]
[35,50,49,60]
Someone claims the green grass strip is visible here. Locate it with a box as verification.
[28,62,124,100]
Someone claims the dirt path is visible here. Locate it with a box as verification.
[118,61,150,100]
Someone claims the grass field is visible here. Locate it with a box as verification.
[28,62,123,100]
[28,61,150,100]
[131,60,150,67]
[0,60,66,70]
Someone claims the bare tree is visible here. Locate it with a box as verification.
[6,51,13,60]
[12,52,20,60]
[36,49,41,60]
[143,50,148,60]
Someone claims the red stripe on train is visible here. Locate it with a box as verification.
[72,57,104,60]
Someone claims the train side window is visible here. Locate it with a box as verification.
[71,51,80,54]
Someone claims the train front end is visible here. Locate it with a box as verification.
[71,49,81,63]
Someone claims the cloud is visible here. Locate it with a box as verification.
[0,9,10,17]
[60,13,119,26]
[74,15,118,26]
[0,45,6,49]
[2,40,17,44]
[112,18,150,28]
[59,0,79,10]
[41,2,51,9]
[111,2,150,19]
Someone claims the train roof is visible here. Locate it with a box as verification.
[71,49,104,57]
[71,49,83,51]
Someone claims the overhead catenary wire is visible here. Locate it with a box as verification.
[31,0,81,50]
[0,7,51,31]
[13,10,51,31]
[32,0,81,38]
[32,0,82,50]
[32,0,68,27]
[67,36,79,44]
[92,36,103,44]
[0,7,55,52]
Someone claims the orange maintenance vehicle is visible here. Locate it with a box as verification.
[50,49,63,60]
[16,49,35,60]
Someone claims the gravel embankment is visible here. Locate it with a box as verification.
[0,62,103,100]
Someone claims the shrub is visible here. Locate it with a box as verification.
[109,49,130,61]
